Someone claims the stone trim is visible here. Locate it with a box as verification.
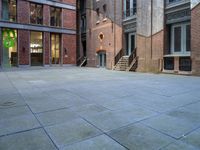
[27,0,76,10]
[0,22,76,34]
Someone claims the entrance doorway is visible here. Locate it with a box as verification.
[30,31,43,66]
[51,34,61,65]
[126,33,136,56]
[98,52,106,68]
[2,28,18,67]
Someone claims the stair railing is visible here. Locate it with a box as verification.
[115,49,124,65]
[77,56,87,66]
[128,48,137,66]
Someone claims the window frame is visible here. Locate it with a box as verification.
[2,0,17,22]
[171,22,191,55]
[30,3,43,25]
[50,7,62,27]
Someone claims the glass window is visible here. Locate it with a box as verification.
[124,0,136,19]
[103,4,107,19]
[96,8,100,22]
[186,25,191,52]
[171,23,190,54]
[30,32,43,66]
[174,26,181,52]
[2,0,17,22]
[50,7,61,27]
[30,3,43,25]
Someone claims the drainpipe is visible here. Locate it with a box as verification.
[151,0,153,59]
[114,0,116,66]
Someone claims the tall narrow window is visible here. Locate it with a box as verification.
[171,23,191,54]
[103,4,107,19]
[30,32,43,66]
[186,25,191,52]
[174,26,181,52]
[2,0,17,22]
[126,0,130,17]
[30,3,43,25]
[124,0,136,19]
[96,8,100,22]
[50,7,61,27]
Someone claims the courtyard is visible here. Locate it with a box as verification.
[0,67,200,150]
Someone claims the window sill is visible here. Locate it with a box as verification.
[163,69,192,75]
[164,53,191,57]
[103,18,107,22]
[96,21,100,25]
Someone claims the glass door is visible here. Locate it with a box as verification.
[99,52,106,68]
[127,33,136,56]
[51,34,60,65]
[2,28,18,67]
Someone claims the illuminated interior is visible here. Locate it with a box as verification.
[51,34,60,65]
[2,28,17,67]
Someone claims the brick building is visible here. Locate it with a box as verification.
[78,0,200,75]
[0,0,76,68]
[77,0,123,69]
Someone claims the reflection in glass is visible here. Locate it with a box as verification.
[51,34,60,65]
[30,3,43,25]
[30,32,43,66]
[2,0,17,22]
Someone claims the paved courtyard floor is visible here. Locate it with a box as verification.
[0,67,200,150]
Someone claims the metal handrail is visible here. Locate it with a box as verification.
[128,48,137,66]
[115,49,124,65]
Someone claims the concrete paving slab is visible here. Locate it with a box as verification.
[0,128,56,150]
[108,123,174,150]
[161,141,198,150]
[181,128,200,149]
[62,134,126,150]
[45,118,102,148]
[83,107,156,132]
[68,104,109,118]
[0,106,40,136]
[142,114,199,139]
[36,108,80,126]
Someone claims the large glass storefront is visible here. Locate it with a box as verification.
[2,28,18,67]
[51,34,61,65]
[30,31,43,66]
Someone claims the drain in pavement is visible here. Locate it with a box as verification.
[0,101,16,107]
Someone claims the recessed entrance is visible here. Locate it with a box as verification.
[126,32,136,56]
[98,52,106,68]
[51,34,61,65]
[2,28,18,67]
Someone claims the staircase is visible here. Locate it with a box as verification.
[113,56,129,71]
[113,48,138,72]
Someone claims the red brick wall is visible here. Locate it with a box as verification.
[44,32,50,65]
[137,30,164,73]
[18,30,30,65]
[62,34,76,64]
[43,5,50,26]
[63,9,76,29]
[17,0,30,24]
[191,4,200,75]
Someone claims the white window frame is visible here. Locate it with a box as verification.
[124,0,136,18]
[171,22,191,55]
[127,32,136,56]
